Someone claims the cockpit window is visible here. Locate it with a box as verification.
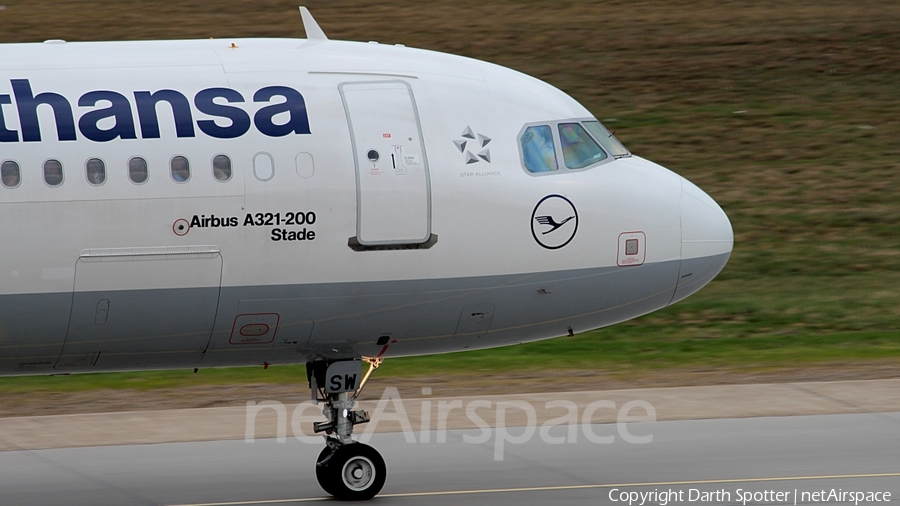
[521,125,558,173]
[558,123,607,169]
[583,120,630,158]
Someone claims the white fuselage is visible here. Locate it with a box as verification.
[0,37,732,374]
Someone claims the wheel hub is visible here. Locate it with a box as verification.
[342,456,375,491]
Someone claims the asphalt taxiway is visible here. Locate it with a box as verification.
[1,410,898,505]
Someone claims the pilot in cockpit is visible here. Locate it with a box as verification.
[521,125,558,173]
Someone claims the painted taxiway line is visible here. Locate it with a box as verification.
[165,472,900,506]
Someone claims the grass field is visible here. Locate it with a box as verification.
[0,0,898,394]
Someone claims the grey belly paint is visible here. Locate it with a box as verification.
[0,253,728,376]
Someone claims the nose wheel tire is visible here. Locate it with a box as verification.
[316,442,386,500]
[315,446,339,497]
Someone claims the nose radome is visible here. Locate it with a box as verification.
[681,178,733,255]
[671,177,734,304]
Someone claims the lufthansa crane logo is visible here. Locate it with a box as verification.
[531,194,578,249]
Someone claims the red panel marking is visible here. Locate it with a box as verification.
[240,324,270,337]
[229,313,279,345]
[173,218,190,236]
[617,231,646,267]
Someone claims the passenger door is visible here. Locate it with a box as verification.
[340,81,432,246]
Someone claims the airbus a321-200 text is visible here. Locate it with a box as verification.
[0,8,733,500]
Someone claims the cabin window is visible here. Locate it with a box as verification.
[213,154,232,182]
[253,152,275,181]
[583,120,630,158]
[1,160,20,188]
[558,123,607,169]
[129,157,149,184]
[86,158,106,186]
[521,125,558,173]
[43,159,64,187]
[171,156,191,183]
[296,152,315,179]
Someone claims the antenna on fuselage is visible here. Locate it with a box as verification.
[299,6,328,40]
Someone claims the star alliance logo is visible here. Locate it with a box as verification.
[454,126,491,164]
[531,195,578,249]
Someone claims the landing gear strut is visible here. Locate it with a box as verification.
[308,358,385,500]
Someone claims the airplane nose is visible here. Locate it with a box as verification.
[671,178,734,304]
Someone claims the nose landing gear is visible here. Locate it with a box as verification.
[308,358,386,500]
